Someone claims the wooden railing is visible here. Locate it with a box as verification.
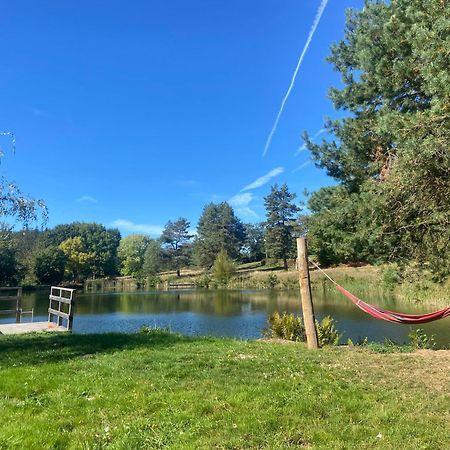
[48,287,75,331]
[0,287,33,323]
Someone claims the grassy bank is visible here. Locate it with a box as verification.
[1,331,449,449]
[160,264,448,307]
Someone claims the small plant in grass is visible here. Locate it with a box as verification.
[408,328,436,349]
[264,312,305,342]
[315,316,341,346]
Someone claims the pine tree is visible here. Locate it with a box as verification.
[194,202,245,268]
[264,184,299,270]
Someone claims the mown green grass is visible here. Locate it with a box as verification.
[1,331,448,449]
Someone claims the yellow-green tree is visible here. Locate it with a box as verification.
[59,236,95,281]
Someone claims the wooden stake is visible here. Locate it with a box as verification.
[297,238,319,349]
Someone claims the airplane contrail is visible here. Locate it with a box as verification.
[262,0,329,157]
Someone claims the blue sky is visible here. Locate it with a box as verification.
[0,0,363,236]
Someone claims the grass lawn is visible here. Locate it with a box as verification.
[0,331,449,449]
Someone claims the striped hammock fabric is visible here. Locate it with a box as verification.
[335,284,450,324]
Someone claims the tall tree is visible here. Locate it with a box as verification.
[194,202,245,268]
[43,223,121,278]
[242,223,265,262]
[59,236,95,281]
[304,0,450,276]
[143,239,164,277]
[34,246,66,285]
[160,218,193,276]
[117,234,151,277]
[264,184,299,270]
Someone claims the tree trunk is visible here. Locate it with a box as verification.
[283,258,288,270]
[176,269,180,277]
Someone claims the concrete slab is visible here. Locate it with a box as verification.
[0,322,67,335]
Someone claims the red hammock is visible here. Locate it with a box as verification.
[311,262,450,324]
[335,284,450,324]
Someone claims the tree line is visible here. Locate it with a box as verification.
[0,184,301,286]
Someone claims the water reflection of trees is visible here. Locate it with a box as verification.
[19,289,450,346]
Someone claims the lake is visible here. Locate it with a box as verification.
[1,288,449,347]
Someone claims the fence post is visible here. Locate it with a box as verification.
[68,291,75,332]
[15,287,22,323]
[297,238,319,349]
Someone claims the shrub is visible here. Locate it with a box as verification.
[195,273,212,289]
[381,264,400,292]
[212,249,236,287]
[146,275,161,289]
[264,274,278,289]
[264,312,305,342]
[408,328,436,350]
[316,316,341,346]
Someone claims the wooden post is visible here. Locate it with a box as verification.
[15,287,22,323]
[67,291,75,332]
[297,238,319,349]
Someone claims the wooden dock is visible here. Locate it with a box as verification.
[0,322,67,335]
[0,286,75,336]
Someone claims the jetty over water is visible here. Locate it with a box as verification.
[0,286,75,336]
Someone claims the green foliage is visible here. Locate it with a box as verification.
[59,236,95,281]
[33,246,66,284]
[212,249,236,287]
[316,316,341,346]
[264,273,278,289]
[304,0,450,277]
[145,275,161,289]
[242,222,265,262]
[264,184,300,270]
[160,218,193,275]
[194,202,245,268]
[117,234,151,277]
[265,312,305,342]
[408,328,436,350]
[0,245,22,286]
[44,223,121,278]
[142,239,164,276]
[381,264,401,292]
[194,273,211,289]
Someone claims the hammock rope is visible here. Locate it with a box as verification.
[309,261,450,324]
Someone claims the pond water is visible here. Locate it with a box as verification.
[1,288,449,347]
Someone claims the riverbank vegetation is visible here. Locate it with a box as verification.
[0,331,448,449]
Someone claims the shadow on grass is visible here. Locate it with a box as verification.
[0,330,193,367]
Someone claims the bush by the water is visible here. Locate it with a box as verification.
[316,316,341,346]
[265,312,341,346]
[265,312,305,342]
[408,328,436,350]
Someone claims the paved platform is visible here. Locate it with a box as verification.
[0,322,67,335]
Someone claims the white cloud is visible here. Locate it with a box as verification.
[229,192,254,207]
[241,167,284,192]
[292,160,312,173]
[111,219,163,236]
[76,195,98,203]
[229,193,258,219]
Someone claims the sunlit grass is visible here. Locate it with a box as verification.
[0,331,448,449]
